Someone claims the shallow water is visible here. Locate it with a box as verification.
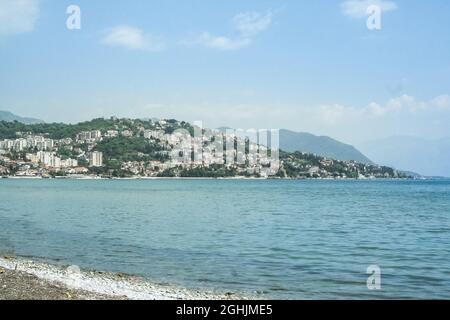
[1,179,449,299]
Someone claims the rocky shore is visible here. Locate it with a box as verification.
[0,267,124,300]
[0,256,241,300]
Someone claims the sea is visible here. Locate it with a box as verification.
[1,178,449,299]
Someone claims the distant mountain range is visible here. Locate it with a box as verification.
[0,111,44,124]
[279,130,372,164]
[359,136,450,178]
[216,127,373,164]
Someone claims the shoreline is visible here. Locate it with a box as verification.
[0,256,245,300]
[1,175,419,181]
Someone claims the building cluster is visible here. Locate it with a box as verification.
[0,118,401,179]
[140,128,277,177]
[26,151,78,168]
[0,135,55,152]
[0,133,103,177]
[2,121,277,178]
[76,130,102,143]
[280,152,398,179]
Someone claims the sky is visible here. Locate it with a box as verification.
[1,0,450,145]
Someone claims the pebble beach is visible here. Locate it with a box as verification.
[0,256,240,300]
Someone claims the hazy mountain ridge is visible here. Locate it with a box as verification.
[0,111,44,124]
[279,129,373,164]
[216,127,373,164]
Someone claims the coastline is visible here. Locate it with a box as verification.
[1,175,418,181]
[0,256,244,300]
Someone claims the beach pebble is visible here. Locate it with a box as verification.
[66,265,81,274]
[1,256,245,300]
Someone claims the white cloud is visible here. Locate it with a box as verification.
[186,32,251,51]
[317,94,450,125]
[101,25,165,51]
[0,0,40,36]
[124,93,450,144]
[432,95,450,110]
[186,10,273,51]
[317,104,350,125]
[340,0,397,18]
[233,11,273,37]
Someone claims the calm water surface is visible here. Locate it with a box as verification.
[1,179,449,299]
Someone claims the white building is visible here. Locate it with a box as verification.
[26,153,40,164]
[61,158,78,168]
[105,130,119,138]
[91,130,102,140]
[144,130,165,140]
[43,139,54,150]
[89,151,103,167]
[14,139,27,151]
[77,130,102,142]
[37,151,61,168]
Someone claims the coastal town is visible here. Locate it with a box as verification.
[0,117,407,179]
[0,132,102,178]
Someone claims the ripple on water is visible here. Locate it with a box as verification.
[1,179,450,299]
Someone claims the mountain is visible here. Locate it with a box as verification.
[0,111,44,124]
[358,136,450,178]
[279,129,372,163]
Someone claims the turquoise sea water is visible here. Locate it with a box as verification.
[1,179,449,299]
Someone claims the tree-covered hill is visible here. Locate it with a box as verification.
[0,118,193,140]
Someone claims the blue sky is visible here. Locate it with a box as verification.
[1,0,450,144]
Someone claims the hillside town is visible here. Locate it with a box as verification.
[0,117,407,179]
[0,133,102,178]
